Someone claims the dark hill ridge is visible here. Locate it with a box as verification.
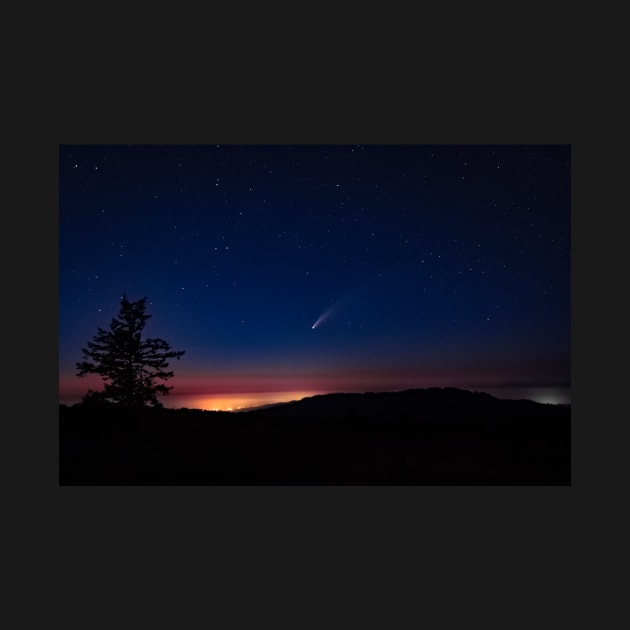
[59,387,570,485]
[245,387,566,421]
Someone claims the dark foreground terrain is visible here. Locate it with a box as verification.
[59,388,570,485]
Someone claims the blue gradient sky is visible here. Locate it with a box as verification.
[59,144,570,409]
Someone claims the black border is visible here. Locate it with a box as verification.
[21,20,593,626]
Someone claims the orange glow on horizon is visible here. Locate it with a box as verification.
[174,391,325,412]
[60,365,568,409]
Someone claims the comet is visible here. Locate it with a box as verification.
[311,288,366,330]
[311,303,339,330]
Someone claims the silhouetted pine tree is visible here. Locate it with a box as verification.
[76,295,185,407]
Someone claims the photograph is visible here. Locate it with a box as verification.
[59,144,571,485]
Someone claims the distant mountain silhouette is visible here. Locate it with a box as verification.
[245,387,565,420]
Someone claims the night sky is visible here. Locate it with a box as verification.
[59,145,571,410]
